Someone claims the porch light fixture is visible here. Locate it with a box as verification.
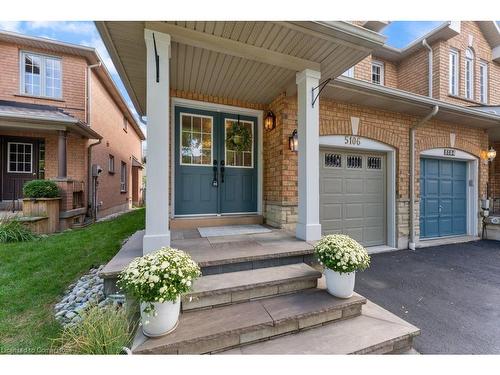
[289,129,298,152]
[481,146,497,162]
[264,111,276,131]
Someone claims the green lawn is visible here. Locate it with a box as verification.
[0,208,145,353]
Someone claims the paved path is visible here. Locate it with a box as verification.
[355,240,500,354]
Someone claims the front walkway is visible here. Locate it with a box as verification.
[355,240,500,354]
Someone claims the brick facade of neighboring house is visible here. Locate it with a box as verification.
[0,32,145,228]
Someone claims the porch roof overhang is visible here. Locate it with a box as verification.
[323,77,500,139]
[95,21,386,117]
[0,101,102,139]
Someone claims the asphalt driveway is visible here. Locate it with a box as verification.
[354,240,500,354]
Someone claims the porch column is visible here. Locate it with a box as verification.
[296,69,322,241]
[57,130,68,179]
[143,29,171,254]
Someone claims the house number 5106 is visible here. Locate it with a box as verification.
[345,136,361,145]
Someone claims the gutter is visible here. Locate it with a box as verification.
[422,39,433,97]
[409,105,439,250]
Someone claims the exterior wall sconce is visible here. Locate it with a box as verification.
[481,146,497,162]
[264,111,276,131]
[289,129,298,152]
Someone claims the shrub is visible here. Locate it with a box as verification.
[314,234,370,274]
[118,247,201,313]
[56,305,135,354]
[0,218,37,243]
[23,179,60,199]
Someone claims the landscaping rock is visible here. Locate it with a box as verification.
[53,265,117,328]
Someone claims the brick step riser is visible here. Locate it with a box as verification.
[352,335,416,354]
[182,278,318,312]
[201,253,315,276]
[134,302,363,354]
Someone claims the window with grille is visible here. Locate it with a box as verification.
[449,49,459,95]
[324,153,342,168]
[371,61,384,85]
[109,155,115,174]
[120,161,127,192]
[21,52,61,99]
[7,142,33,173]
[367,156,382,169]
[346,155,362,169]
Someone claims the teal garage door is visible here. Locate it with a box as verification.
[419,158,467,239]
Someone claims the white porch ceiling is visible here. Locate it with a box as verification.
[96,21,385,116]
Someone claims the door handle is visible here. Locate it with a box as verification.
[221,160,225,183]
[212,160,218,187]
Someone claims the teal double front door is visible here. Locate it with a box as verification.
[174,107,258,215]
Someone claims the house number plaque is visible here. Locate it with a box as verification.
[344,136,361,146]
[443,149,456,156]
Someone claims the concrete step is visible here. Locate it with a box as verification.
[170,215,263,230]
[132,289,366,354]
[173,232,315,275]
[220,300,421,355]
[182,263,322,311]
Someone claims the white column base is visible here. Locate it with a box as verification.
[143,233,171,254]
[296,223,322,242]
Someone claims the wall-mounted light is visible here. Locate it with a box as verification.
[264,111,276,131]
[289,129,298,152]
[481,146,497,162]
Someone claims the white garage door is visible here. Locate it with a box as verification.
[319,149,386,247]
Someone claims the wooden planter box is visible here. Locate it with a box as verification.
[22,197,61,233]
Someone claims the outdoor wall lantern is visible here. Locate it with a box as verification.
[264,111,276,131]
[481,146,497,162]
[289,129,298,152]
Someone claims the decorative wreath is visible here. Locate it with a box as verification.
[226,120,252,152]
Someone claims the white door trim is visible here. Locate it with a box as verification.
[419,148,479,238]
[170,97,264,218]
[319,135,397,248]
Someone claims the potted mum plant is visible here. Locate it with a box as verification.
[314,234,370,299]
[118,247,201,337]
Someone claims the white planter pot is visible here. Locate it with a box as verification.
[140,298,180,338]
[324,269,355,299]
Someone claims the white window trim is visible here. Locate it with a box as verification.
[479,61,488,104]
[179,112,214,167]
[465,48,474,100]
[19,50,63,100]
[371,60,384,85]
[224,118,255,169]
[108,154,115,173]
[7,142,33,174]
[120,161,127,192]
[342,66,354,78]
[449,49,459,96]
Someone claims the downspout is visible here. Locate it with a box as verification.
[422,39,433,98]
[409,105,439,250]
[86,62,102,221]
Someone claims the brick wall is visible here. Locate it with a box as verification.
[90,71,143,218]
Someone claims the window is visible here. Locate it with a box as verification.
[449,49,459,95]
[21,52,62,99]
[465,48,474,100]
[120,161,127,192]
[367,156,382,170]
[225,118,254,167]
[371,61,384,85]
[342,67,354,78]
[180,113,213,165]
[108,154,115,174]
[325,153,342,168]
[123,116,128,131]
[7,142,32,173]
[480,61,488,104]
[347,155,362,169]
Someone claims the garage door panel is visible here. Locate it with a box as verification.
[453,180,466,196]
[440,180,453,196]
[320,149,386,246]
[323,177,343,194]
[452,198,466,214]
[440,198,452,215]
[344,178,364,194]
[426,159,439,176]
[321,203,342,220]
[440,160,453,177]
[439,218,453,235]
[425,199,439,215]
[453,217,466,233]
[426,179,439,195]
